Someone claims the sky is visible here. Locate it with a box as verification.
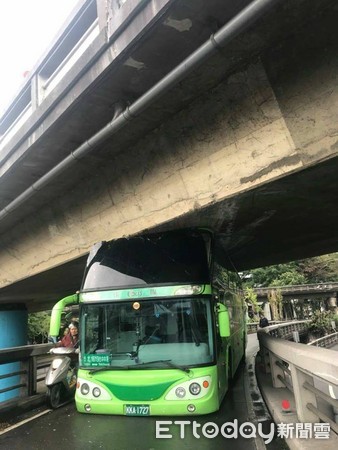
[0,0,79,115]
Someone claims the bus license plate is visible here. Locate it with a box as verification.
[125,404,150,416]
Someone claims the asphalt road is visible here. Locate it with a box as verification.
[0,335,281,450]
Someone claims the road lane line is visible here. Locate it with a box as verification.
[0,408,52,435]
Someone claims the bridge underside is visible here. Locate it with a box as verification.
[1,154,337,312]
[0,0,337,311]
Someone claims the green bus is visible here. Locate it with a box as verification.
[49,229,246,416]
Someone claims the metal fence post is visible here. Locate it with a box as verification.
[28,356,37,396]
[20,360,29,398]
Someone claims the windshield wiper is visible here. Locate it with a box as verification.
[110,352,138,358]
[134,359,191,373]
[87,365,128,374]
[87,360,191,374]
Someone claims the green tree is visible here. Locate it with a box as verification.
[296,254,338,283]
[244,287,261,321]
[243,252,338,288]
[308,310,337,338]
[267,288,283,320]
[243,262,298,288]
[270,271,306,287]
[28,311,51,343]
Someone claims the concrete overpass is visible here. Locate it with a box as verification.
[255,283,338,301]
[0,0,338,311]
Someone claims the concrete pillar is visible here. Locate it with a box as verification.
[289,364,318,423]
[269,353,285,388]
[0,304,28,402]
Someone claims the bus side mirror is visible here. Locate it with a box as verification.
[217,303,230,337]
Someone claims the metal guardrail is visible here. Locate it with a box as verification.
[258,321,338,435]
[0,343,53,410]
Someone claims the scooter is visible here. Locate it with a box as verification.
[45,347,78,409]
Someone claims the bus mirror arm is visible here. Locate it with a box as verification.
[217,303,231,338]
[50,293,79,337]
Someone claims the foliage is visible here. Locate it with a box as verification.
[240,252,338,322]
[270,271,306,287]
[247,316,260,323]
[242,263,297,288]
[27,311,51,343]
[244,287,261,319]
[297,254,338,284]
[308,310,338,338]
[267,289,283,320]
[244,287,258,306]
[243,252,338,288]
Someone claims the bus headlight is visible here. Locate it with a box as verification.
[189,382,201,395]
[92,387,101,398]
[175,387,186,398]
[76,378,112,400]
[165,376,211,400]
[81,383,90,395]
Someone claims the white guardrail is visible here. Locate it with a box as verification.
[257,321,338,435]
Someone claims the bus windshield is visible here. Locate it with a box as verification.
[80,297,214,369]
[81,230,210,290]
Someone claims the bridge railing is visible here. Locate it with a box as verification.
[307,332,338,349]
[254,282,338,297]
[0,343,53,412]
[258,321,338,434]
[0,0,168,147]
[247,320,288,334]
[0,0,98,146]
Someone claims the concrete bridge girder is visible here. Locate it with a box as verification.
[0,62,303,280]
[0,0,337,310]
